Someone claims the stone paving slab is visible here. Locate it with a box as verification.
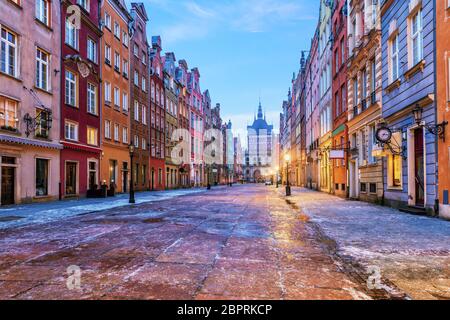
[0,184,409,300]
[281,186,450,300]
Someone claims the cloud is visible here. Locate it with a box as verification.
[142,0,315,44]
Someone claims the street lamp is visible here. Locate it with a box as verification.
[285,154,291,196]
[207,165,211,190]
[275,166,280,188]
[129,143,136,204]
[412,104,448,140]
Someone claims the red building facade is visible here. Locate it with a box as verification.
[130,3,150,191]
[331,0,348,198]
[149,36,166,190]
[60,0,102,198]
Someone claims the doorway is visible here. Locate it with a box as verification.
[1,167,15,205]
[414,128,425,207]
[65,162,77,195]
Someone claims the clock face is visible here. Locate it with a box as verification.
[376,128,392,143]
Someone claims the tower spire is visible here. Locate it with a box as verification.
[257,99,263,119]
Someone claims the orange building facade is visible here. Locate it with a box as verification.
[100,0,132,194]
[437,1,450,219]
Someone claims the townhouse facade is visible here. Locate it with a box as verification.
[189,68,204,186]
[163,52,179,189]
[60,0,102,199]
[0,0,62,205]
[331,0,349,198]
[318,0,333,194]
[100,0,131,194]
[175,59,191,188]
[149,36,165,191]
[436,0,450,219]
[130,2,150,191]
[346,0,383,204]
[380,0,438,214]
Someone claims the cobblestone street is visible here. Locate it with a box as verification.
[0,185,448,300]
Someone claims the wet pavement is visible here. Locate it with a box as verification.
[281,187,450,300]
[0,184,447,300]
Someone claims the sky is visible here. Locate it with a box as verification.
[125,0,319,145]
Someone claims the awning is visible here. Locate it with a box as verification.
[0,134,63,150]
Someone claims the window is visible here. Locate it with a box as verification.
[134,44,139,57]
[87,38,97,63]
[87,127,98,146]
[142,77,146,92]
[65,162,77,195]
[87,83,97,114]
[410,9,423,66]
[353,77,358,108]
[35,158,49,196]
[104,82,111,103]
[122,92,128,112]
[65,70,77,106]
[390,34,399,81]
[122,127,128,143]
[340,38,345,66]
[123,59,128,77]
[105,44,111,64]
[0,96,18,129]
[105,120,111,139]
[88,161,97,190]
[114,123,119,141]
[114,87,120,107]
[142,138,147,150]
[134,70,139,86]
[64,121,78,141]
[77,0,89,11]
[114,22,120,39]
[142,52,146,65]
[122,31,128,47]
[142,106,147,124]
[334,50,339,74]
[362,68,367,100]
[360,183,367,193]
[368,125,376,164]
[134,101,139,121]
[36,48,49,90]
[65,18,78,49]
[360,130,367,163]
[35,0,49,26]
[391,155,402,187]
[371,59,376,95]
[114,52,120,72]
[341,84,347,112]
[134,136,139,148]
[104,12,111,30]
[369,183,377,194]
[1,26,18,76]
[35,109,49,137]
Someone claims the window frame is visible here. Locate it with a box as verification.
[35,0,50,26]
[65,69,78,107]
[87,126,98,146]
[87,82,97,115]
[36,48,49,91]
[64,120,78,141]
[0,26,18,77]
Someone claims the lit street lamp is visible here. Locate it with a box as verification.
[285,154,291,196]
[129,143,136,204]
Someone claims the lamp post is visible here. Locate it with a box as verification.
[207,165,211,190]
[276,166,280,188]
[129,143,136,204]
[285,154,291,196]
